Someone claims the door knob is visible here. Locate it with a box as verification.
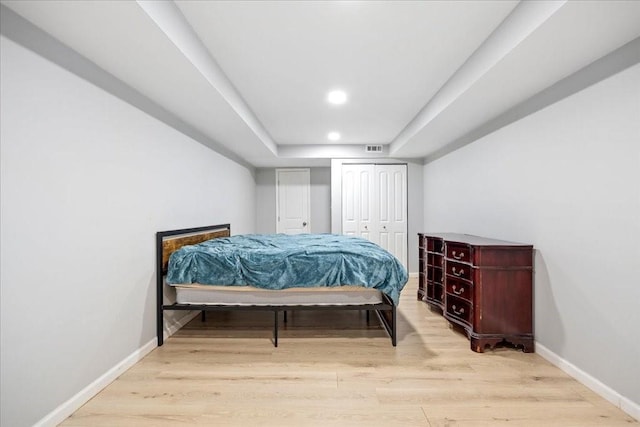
[303,222,307,227]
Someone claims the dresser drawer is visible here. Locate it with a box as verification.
[446,295,472,325]
[428,267,443,283]
[427,237,444,254]
[428,253,444,266]
[446,277,472,302]
[433,267,443,284]
[446,260,472,281]
[427,282,444,304]
[446,243,472,263]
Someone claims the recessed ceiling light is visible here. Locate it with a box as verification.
[327,90,347,105]
[327,132,341,141]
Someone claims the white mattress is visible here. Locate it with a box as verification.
[174,284,383,306]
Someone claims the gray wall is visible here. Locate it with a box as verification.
[255,168,277,233]
[0,36,256,427]
[255,167,331,234]
[423,64,640,410]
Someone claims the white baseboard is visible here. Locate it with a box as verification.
[409,272,419,279]
[34,311,199,427]
[33,338,156,427]
[536,342,639,421]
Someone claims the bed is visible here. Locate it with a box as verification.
[156,224,407,347]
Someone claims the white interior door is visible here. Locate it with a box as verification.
[276,169,310,234]
[341,164,377,242]
[341,163,407,269]
[376,164,407,269]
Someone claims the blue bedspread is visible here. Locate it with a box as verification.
[167,234,408,305]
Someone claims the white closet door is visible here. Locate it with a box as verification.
[376,164,407,269]
[341,164,377,243]
[341,163,407,269]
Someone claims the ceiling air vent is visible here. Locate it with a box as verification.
[365,145,383,153]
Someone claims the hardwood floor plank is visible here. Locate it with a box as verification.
[60,279,636,426]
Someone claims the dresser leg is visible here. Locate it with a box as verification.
[471,336,503,353]
[509,336,535,353]
[471,336,534,353]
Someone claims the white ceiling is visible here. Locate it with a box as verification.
[2,0,640,167]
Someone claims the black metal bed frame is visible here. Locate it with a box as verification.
[156,224,397,347]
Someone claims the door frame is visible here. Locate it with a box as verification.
[275,168,311,234]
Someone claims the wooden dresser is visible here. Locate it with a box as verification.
[418,233,534,353]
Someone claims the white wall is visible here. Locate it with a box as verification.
[310,167,332,233]
[423,64,640,411]
[255,168,277,233]
[0,36,256,427]
[255,167,331,234]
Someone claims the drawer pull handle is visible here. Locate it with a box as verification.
[452,305,465,316]
[452,251,465,260]
[452,285,464,295]
[452,267,465,277]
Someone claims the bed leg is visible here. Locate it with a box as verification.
[374,299,397,347]
[392,304,397,347]
[283,311,288,324]
[201,311,206,322]
[366,310,370,324]
[157,307,164,347]
[157,313,164,347]
[274,310,279,347]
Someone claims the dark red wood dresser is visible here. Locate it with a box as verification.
[418,233,534,353]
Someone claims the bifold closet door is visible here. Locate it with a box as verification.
[342,164,377,243]
[341,164,407,269]
[375,164,407,269]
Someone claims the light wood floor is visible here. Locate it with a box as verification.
[62,278,637,426]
